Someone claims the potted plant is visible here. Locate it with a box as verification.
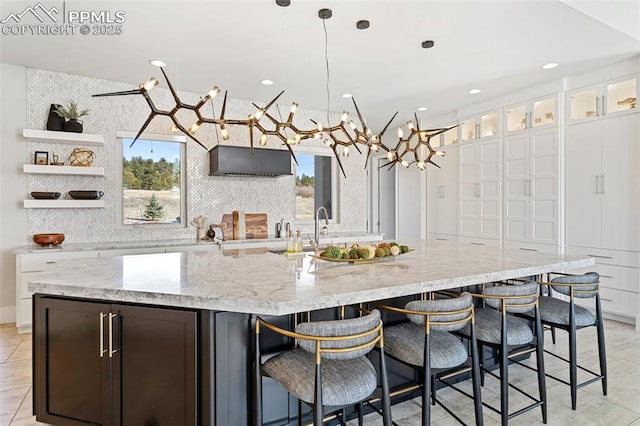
[54,100,90,133]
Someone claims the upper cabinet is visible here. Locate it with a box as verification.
[460,110,500,142]
[441,125,458,147]
[505,95,557,133]
[567,75,637,124]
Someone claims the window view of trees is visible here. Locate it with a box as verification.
[295,153,333,221]
[122,138,183,225]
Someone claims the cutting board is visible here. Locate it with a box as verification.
[221,212,268,240]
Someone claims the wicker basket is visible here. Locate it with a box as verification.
[68,148,94,167]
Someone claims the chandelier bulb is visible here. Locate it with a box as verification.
[259,134,268,146]
[365,128,372,137]
[348,120,357,130]
[314,132,323,139]
[342,146,350,158]
[417,161,426,170]
[341,111,349,122]
[371,143,379,152]
[323,138,332,147]
[436,150,446,157]
[220,125,230,140]
[294,133,301,143]
[317,122,324,131]
[254,109,265,120]
[397,127,404,138]
[401,160,410,168]
[188,122,200,134]
[290,102,298,114]
[286,137,295,145]
[407,121,415,130]
[141,77,159,92]
[207,86,220,99]
[170,124,179,133]
[387,151,395,162]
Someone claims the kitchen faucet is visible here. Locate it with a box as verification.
[314,206,329,247]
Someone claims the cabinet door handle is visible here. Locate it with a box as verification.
[524,179,529,196]
[99,313,107,358]
[601,298,612,302]
[470,242,485,245]
[602,95,606,116]
[45,261,56,264]
[601,175,605,194]
[596,96,600,116]
[108,313,118,358]
[587,254,613,259]
[519,247,538,252]
[600,274,613,279]
[528,112,532,129]
[596,175,600,194]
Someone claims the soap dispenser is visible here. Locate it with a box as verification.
[295,230,304,252]
[286,230,295,253]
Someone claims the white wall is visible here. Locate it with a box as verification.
[0,64,27,322]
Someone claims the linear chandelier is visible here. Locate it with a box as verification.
[93,67,453,177]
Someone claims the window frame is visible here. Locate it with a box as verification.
[116,131,187,229]
[293,146,339,225]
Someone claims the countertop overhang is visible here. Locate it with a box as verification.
[27,240,595,316]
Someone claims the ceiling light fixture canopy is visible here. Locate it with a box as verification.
[421,40,435,49]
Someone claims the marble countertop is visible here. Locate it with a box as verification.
[14,231,383,254]
[27,240,595,315]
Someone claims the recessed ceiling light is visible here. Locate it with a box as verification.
[468,88,482,94]
[341,93,353,98]
[261,79,274,86]
[149,59,166,67]
[541,62,558,70]
[275,0,290,6]
[417,107,427,111]
[421,40,435,49]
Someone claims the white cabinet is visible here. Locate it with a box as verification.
[16,250,100,332]
[427,146,458,237]
[460,110,500,142]
[565,113,639,251]
[459,137,501,240]
[567,75,638,124]
[505,95,557,133]
[503,127,559,246]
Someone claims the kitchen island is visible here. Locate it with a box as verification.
[28,240,595,425]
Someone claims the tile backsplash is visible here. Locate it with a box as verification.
[24,68,367,245]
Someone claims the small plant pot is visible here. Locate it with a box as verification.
[46,104,65,131]
[64,119,83,133]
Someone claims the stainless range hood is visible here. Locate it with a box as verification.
[209,145,292,176]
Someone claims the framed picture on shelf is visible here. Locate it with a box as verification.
[34,151,48,165]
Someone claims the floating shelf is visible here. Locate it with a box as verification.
[23,199,105,209]
[23,164,105,176]
[22,129,104,146]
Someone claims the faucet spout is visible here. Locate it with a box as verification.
[314,206,329,246]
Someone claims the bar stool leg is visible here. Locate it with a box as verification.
[535,310,548,423]
[422,334,431,426]
[596,296,608,396]
[569,302,578,410]
[500,316,509,426]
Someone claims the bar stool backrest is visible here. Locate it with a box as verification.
[295,309,381,360]
[404,292,473,332]
[550,272,600,298]
[484,281,539,313]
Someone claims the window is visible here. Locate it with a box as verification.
[295,151,336,222]
[118,132,186,227]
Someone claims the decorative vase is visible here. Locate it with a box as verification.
[63,119,83,133]
[46,104,65,131]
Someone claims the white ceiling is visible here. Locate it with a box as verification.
[1,0,639,129]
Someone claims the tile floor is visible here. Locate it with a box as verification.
[0,320,638,425]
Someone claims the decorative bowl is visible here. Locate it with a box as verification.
[31,191,61,200]
[68,190,104,200]
[33,233,65,246]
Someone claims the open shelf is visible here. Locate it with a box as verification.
[22,129,104,146]
[23,200,105,209]
[23,164,105,176]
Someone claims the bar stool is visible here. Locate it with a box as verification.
[253,308,391,426]
[376,292,483,426]
[461,281,547,426]
[520,272,607,410]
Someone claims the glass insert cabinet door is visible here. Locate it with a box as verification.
[442,125,458,146]
[507,96,556,132]
[461,118,477,142]
[569,77,637,122]
[606,78,637,114]
[532,97,555,127]
[506,104,527,132]
[480,112,499,137]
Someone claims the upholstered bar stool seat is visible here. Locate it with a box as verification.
[472,308,534,346]
[385,323,468,369]
[263,349,377,406]
[538,297,595,327]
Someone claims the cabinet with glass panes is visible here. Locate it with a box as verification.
[460,110,500,142]
[505,95,557,133]
[567,75,637,124]
[440,124,458,147]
